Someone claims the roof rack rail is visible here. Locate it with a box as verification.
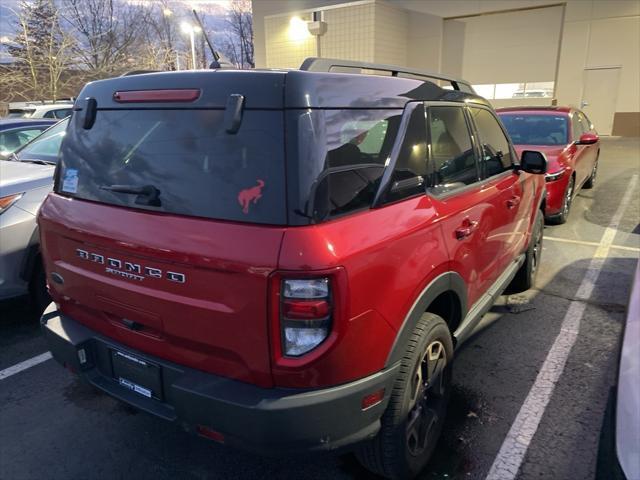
[299,57,475,93]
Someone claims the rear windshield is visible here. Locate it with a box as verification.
[499,113,568,146]
[57,109,286,224]
[287,108,403,224]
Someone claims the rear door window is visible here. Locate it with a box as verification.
[426,106,479,194]
[53,108,72,119]
[287,108,403,223]
[0,127,46,155]
[385,103,428,203]
[571,113,585,140]
[469,107,514,178]
[16,119,68,163]
[577,111,592,133]
[57,109,286,224]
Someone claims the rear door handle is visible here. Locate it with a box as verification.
[455,219,478,240]
[506,196,521,209]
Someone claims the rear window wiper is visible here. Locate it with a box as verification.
[100,184,161,207]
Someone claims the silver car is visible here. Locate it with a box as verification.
[597,259,640,480]
[0,119,68,311]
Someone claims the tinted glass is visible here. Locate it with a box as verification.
[470,107,513,177]
[57,110,286,224]
[427,106,478,193]
[500,113,569,146]
[288,108,403,223]
[0,127,46,155]
[17,119,68,163]
[386,103,428,203]
[43,110,56,118]
[577,111,591,133]
[571,113,584,140]
[8,109,34,118]
[457,83,475,94]
[54,109,72,119]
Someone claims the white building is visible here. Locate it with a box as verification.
[252,0,640,136]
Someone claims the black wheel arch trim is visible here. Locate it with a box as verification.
[539,187,547,211]
[20,225,41,282]
[384,271,467,368]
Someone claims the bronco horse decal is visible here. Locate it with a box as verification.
[238,179,265,214]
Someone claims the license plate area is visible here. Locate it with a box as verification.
[111,349,162,400]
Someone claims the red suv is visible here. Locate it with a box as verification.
[40,59,547,479]
[497,106,599,224]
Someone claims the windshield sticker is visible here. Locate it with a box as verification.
[62,168,79,193]
[238,179,265,214]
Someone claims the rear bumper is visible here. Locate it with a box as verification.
[41,304,399,454]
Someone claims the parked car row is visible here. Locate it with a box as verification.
[0,118,57,156]
[0,62,603,480]
[0,118,68,311]
[497,106,600,224]
[7,102,74,120]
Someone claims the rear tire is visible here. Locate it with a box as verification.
[510,209,543,292]
[548,175,574,225]
[356,313,453,479]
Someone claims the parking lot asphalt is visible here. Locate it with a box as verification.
[1,137,638,480]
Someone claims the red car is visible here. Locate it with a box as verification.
[39,59,547,479]
[497,106,599,223]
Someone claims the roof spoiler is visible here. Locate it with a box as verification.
[299,57,474,93]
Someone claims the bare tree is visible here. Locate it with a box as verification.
[144,1,178,70]
[219,0,254,69]
[2,0,76,101]
[61,0,151,75]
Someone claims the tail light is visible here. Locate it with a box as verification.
[281,278,331,357]
[113,89,201,103]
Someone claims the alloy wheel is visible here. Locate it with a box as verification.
[406,340,448,457]
[563,178,574,217]
[531,222,543,275]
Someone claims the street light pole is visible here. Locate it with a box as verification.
[189,29,196,70]
[181,22,201,70]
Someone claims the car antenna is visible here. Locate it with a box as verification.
[191,9,224,69]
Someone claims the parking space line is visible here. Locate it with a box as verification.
[0,352,53,380]
[544,235,640,253]
[486,174,639,480]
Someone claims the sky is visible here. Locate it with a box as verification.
[0,0,236,63]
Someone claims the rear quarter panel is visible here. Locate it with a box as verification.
[277,195,450,387]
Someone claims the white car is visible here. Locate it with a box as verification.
[8,103,74,120]
[597,260,640,480]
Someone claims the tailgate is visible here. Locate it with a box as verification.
[39,195,284,388]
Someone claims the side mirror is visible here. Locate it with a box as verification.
[577,132,599,145]
[519,150,547,174]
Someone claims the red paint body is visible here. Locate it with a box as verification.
[39,165,543,389]
[497,107,600,217]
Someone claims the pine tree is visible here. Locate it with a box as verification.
[6,0,74,101]
[8,0,63,63]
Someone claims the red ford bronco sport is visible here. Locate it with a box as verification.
[39,59,547,479]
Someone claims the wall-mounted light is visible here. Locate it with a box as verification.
[288,16,311,42]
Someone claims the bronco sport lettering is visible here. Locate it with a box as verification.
[76,249,185,283]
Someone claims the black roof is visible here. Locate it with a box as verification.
[76,67,488,111]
